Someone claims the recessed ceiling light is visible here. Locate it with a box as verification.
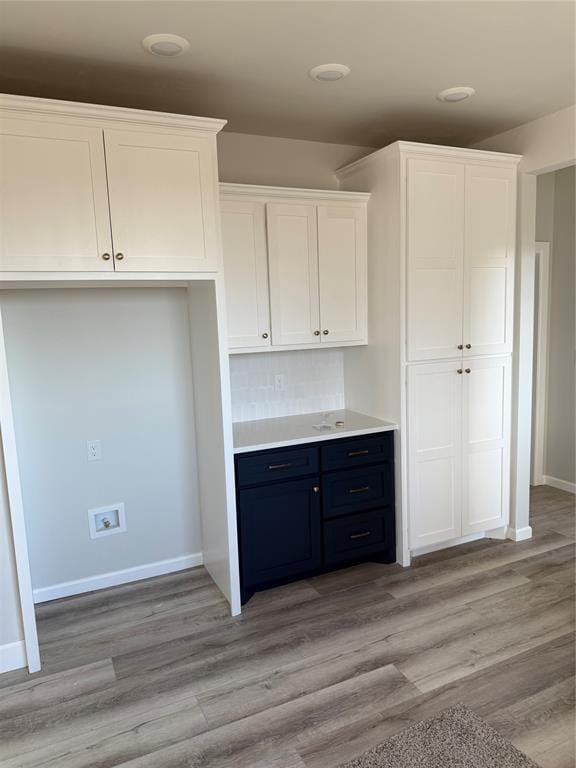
[309,63,351,82]
[142,33,190,57]
[437,86,476,103]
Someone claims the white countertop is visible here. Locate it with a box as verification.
[233,410,397,454]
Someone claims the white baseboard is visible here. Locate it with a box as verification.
[543,475,576,494]
[0,640,27,673]
[411,532,486,557]
[506,526,533,542]
[33,552,203,604]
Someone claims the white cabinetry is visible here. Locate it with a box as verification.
[0,96,226,274]
[220,185,369,353]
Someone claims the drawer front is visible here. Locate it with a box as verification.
[239,478,321,587]
[321,432,393,471]
[236,446,319,487]
[322,464,394,519]
[324,509,391,565]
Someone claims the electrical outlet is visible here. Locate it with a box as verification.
[87,440,101,462]
[274,374,285,393]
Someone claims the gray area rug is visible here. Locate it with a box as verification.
[339,703,541,768]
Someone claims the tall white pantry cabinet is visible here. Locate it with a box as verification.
[337,142,521,561]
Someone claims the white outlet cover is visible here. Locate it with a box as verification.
[88,503,126,539]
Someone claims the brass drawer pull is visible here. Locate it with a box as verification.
[348,449,369,457]
[350,531,372,540]
[347,486,370,494]
[268,462,293,470]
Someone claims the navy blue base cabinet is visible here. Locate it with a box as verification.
[235,431,396,604]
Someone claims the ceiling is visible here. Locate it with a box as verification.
[0,1,574,148]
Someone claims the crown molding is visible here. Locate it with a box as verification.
[219,182,370,202]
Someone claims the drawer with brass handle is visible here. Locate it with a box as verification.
[236,446,318,487]
[324,509,392,565]
[322,464,394,519]
[322,432,393,471]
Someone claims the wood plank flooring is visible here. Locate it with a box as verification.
[1,485,574,768]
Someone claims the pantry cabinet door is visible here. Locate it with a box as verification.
[267,203,320,346]
[104,130,219,272]
[407,361,463,549]
[220,200,271,349]
[317,205,367,343]
[463,165,516,356]
[462,356,511,534]
[0,118,113,272]
[406,158,465,361]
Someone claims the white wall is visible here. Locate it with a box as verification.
[229,349,345,422]
[218,131,374,189]
[1,288,201,594]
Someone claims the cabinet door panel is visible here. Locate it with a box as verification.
[239,478,321,587]
[462,356,511,534]
[104,130,218,272]
[0,118,112,272]
[267,203,320,346]
[406,159,465,361]
[464,165,515,355]
[408,361,462,548]
[318,205,367,343]
[220,200,270,349]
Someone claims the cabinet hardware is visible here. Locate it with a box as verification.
[262,332,269,339]
[268,462,292,470]
[312,486,320,493]
[465,368,471,374]
[115,252,125,261]
[102,253,111,261]
[457,344,463,350]
[350,531,371,539]
[348,449,369,457]
[465,344,472,349]
[457,369,463,374]
[347,486,370,494]
[322,329,329,335]
[314,330,320,336]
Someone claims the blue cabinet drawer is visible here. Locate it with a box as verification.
[322,464,394,519]
[236,446,319,487]
[239,478,321,587]
[321,432,393,471]
[324,509,392,565]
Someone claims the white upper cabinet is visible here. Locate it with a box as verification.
[406,159,465,361]
[464,165,516,356]
[0,118,113,272]
[104,130,219,272]
[267,203,320,346]
[318,205,367,343]
[461,355,511,534]
[220,200,270,349]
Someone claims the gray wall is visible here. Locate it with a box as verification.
[536,166,576,485]
[1,289,201,592]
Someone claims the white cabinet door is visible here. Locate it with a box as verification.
[464,165,516,356]
[0,118,113,272]
[104,130,219,272]
[462,356,511,534]
[406,159,465,361]
[267,203,320,346]
[318,205,367,343]
[220,200,271,349]
[407,361,463,549]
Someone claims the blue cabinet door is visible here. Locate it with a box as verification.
[239,477,321,588]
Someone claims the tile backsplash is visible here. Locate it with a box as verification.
[229,349,345,422]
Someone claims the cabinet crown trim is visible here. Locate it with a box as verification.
[336,140,522,179]
[0,94,227,133]
[219,182,370,203]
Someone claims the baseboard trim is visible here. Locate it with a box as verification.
[33,552,204,604]
[543,475,576,494]
[411,532,486,557]
[0,640,27,673]
[506,526,533,542]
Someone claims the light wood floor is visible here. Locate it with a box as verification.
[1,486,574,768]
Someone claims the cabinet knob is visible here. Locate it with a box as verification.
[314,330,320,336]
[115,252,125,261]
[322,329,329,335]
[102,253,111,261]
[457,344,463,350]
[457,369,463,374]
[262,332,269,339]
[465,344,472,349]
[312,486,320,493]
[465,368,471,374]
